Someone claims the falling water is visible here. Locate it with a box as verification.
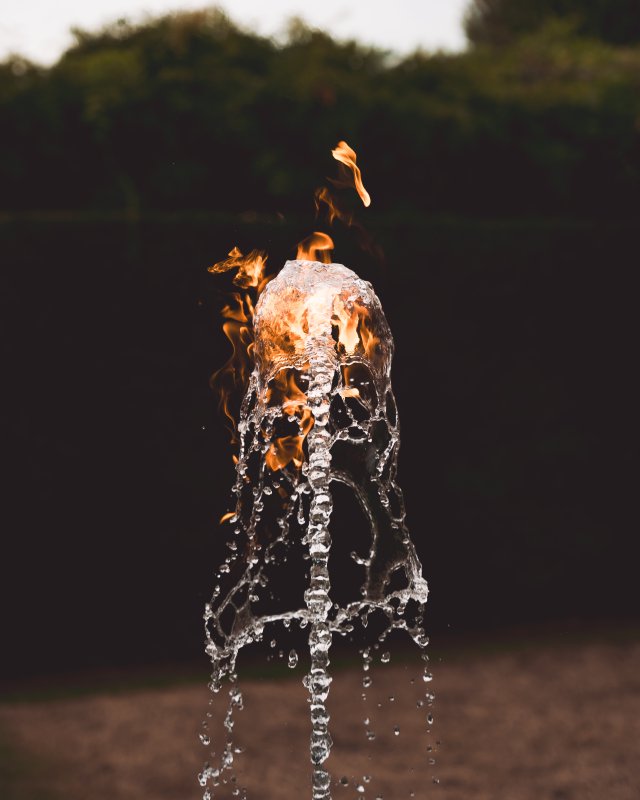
[201,259,430,799]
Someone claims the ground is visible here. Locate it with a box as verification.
[1,630,639,800]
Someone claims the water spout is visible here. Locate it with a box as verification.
[203,259,429,799]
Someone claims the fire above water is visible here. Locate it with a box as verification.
[202,143,432,800]
[209,140,372,457]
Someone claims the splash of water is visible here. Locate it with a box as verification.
[202,260,429,799]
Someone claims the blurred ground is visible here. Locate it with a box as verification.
[1,631,639,800]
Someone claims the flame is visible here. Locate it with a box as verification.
[331,297,380,361]
[267,370,307,414]
[297,231,334,263]
[220,512,236,524]
[332,296,359,354]
[314,187,353,227]
[265,371,314,471]
[209,249,272,443]
[208,140,380,456]
[359,312,379,360]
[315,143,382,261]
[221,292,249,323]
[265,409,314,471]
[331,140,371,207]
[340,364,361,398]
[209,246,268,289]
[210,293,254,441]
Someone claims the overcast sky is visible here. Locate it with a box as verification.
[1,0,469,65]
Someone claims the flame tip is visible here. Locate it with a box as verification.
[331,140,371,208]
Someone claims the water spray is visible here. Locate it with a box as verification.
[202,144,430,800]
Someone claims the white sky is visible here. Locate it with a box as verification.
[0,0,469,65]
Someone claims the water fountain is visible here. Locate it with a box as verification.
[201,144,432,799]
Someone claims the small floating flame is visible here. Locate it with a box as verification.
[332,140,371,207]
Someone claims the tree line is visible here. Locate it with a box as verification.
[2,3,639,216]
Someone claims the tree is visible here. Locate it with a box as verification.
[465,0,640,46]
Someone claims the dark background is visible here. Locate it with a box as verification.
[1,2,638,682]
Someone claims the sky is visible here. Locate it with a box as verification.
[0,0,469,65]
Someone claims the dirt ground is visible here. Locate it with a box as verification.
[1,634,639,800]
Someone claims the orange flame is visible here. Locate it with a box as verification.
[314,187,353,227]
[331,298,380,361]
[267,370,307,413]
[265,371,314,472]
[265,409,314,471]
[331,140,371,207]
[208,141,381,457]
[209,246,268,289]
[359,312,380,360]
[340,364,361,398]
[210,293,254,442]
[208,246,273,443]
[296,231,334,263]
[315,143,382,262]
[332,297,360,354]
[220,292,249,323]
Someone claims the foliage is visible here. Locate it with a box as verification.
[465,0,640,47]
[1,10,640,216]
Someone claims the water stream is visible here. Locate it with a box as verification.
[201,260,430,799]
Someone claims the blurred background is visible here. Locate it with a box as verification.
[1,1,638,798]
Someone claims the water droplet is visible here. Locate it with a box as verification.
[288,649,298,668]
[393,726,400,736]
[199,733,210,746]
[340,776,349,786]
[413,630,429,648]
[380,651,391,663]
[362,675,372,688]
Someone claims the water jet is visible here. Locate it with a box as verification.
[202,258,430,799]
